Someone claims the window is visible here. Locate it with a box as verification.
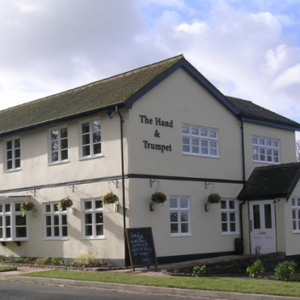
[80,120,101,158]
[0,202,28,241]
[252,136,280,164]
[82,199,104,238]
[49,127,68,163]
[170,196,191,236]
[292,197,300,233]
[182,124,219,157]
[5,138,21,171]
[221,199,239,234]
[44,203,68,239]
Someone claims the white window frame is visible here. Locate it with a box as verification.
[0,199,29,242]
[252,135,280,164]
[182,124,219,157]
[48,126,69,164]
[292,197,300,233]
[169,196,191,237]
[82,199,104,239]
[43,203,68,240]
[4,137,21,171]
[221,199,239,235]
[79,119,101,159]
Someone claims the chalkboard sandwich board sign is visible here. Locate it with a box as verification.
[126,227,157,271]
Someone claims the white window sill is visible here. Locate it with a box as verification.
[170,233,192,237]
[4,168,22,173]
[79,154,104,161]
[182,152,220,159]
[81,236,106,240]
[43,238,69,241]
[221,232,240,236]
[48,160,70,166]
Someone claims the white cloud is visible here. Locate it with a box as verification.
[0,0,300,136]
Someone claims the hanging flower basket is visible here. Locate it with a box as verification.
[207,193,221,204]
[103,192,119,204]
[57,197,73,210]
[151,192,167,204]
[20,200,35,217]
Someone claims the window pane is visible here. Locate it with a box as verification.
[230,213,235,222]
[229,201,235,209]
[95,213,103,223]
[181,223,189,233]
[62,226,68,237]
[221,213,227,222]
[182,126,189,134]
[16,227,27,238]
[61,128,68,138]
[221,201,226,209]
[85,201,92,210]
[171,224,178,233]
[6,228,11,238]
[82,123,90,133]
[46,216,51,226]
[181,212,188,222]
[62,215,67,225]
[83,145,90,156]
[93,143,101,154]
[95,200,102,209]
[222,223,228,232]
[85,225,92,236]
[170,198,177,208]
[264,204,272,229]
[16,215,26,226]
[85,214,92,224]
[253,205,261,229]
[170,212,178,222]
[96,225,103,236]
[230,223,236,232]
[46,227,52,237]
[54,227,59,236]
[180,198,188,208]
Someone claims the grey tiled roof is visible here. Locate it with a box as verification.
[237,162,300,200]
[227,96,300,129]
[0,54,299,136]
[0,55,183,135]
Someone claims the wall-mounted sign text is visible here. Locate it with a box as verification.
[139,114,173,153]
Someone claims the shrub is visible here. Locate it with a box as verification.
[246,260,265,279]
[75,251,97,266]
[35,257,49,265]
[275,261,297,281]
[192,265,206,277]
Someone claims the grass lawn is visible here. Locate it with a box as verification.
[24,270,300,298]
[0,266,16,272]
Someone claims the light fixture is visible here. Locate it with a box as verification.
[205,203,210,212]
[150,203,155,212]
[107,110,114,119]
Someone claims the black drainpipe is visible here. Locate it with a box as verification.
[239,115,246,254]
[116,106,128,266]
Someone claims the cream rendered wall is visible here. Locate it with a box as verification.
[243,123,296,179]
[0,111,127,189]
[126,68,243,181]
[284,185,300,256]
[0,181,127,261]
[0,110,130,262]
[126,179,242,257]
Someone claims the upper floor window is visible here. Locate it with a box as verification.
[221,199,239,235]
[170,196,191,236]
[5,138,21,171]
[0,201,28,241]
[82,199,104,239]
[43,203,68,239]
[252,136,280,164]
[49,128,68,164]
[80,120,101,158]
[292,197,300,233]
[182,124,219,157]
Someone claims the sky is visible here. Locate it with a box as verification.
[1,0,300,138]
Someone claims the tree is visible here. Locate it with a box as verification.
[296,140,300,162]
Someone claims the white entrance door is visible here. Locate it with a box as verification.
[249,201,276,254]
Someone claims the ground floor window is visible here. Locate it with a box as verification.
[292,197,300,233]
[82,199,104,238]
[221,199,239,234]
[169,196,191,236]
[44,203,68,239]
[0,201,28,241]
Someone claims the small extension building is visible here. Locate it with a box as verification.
[0,54,300,265]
